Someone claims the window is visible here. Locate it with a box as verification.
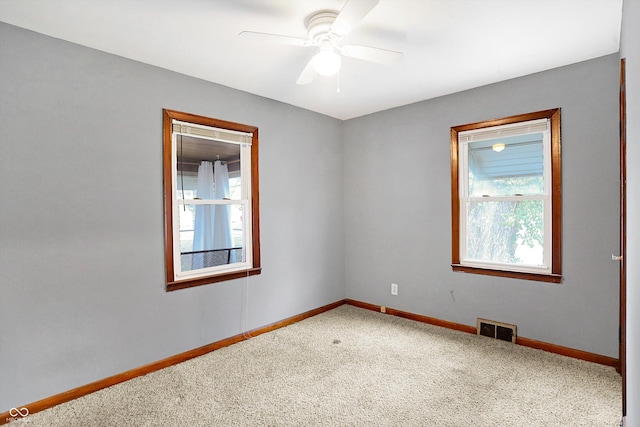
[163,110,261,291]
[450,109,561,283]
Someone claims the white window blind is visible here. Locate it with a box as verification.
[459,118,549,143]
[172,120,252,145]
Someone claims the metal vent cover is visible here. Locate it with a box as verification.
[477,318,517,343]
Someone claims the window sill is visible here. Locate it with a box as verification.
[451,264,562,283]
[166,267,262,292]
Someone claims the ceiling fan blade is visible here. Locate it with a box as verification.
[239,31,308,47]
[331,0,379,37]
[341,44,403,64]
[296,57,317,85]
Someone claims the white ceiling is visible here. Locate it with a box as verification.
[0,0,623,120]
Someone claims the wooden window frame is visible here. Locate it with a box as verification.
[450,108,562,283]
[163,109,261,291]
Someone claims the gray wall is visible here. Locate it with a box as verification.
[344,55,621,358]
[0,23,345,410]
[621,0,639,424]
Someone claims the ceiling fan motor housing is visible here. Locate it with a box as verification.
[305,11,340,43]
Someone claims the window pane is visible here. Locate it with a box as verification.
[468,133,544,197]
[179,203,246,272]
[176,135,242,201]
[175,134,246,273]
[178,204,196,252]
[175,173,198,200]
[466,200,543,266]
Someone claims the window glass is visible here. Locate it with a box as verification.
[465,199,544,266]
[468,134,544,197]
[174,136,247,274]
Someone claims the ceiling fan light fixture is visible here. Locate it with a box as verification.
[313,43,341,76]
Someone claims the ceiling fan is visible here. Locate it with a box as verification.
[239,0,403,85]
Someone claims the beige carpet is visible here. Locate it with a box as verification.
[12,305,621,426]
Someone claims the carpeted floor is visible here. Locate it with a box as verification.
[11,305,622,426]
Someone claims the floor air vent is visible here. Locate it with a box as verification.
[477,318,517,343]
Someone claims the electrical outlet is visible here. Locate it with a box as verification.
[391,283,398,295]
